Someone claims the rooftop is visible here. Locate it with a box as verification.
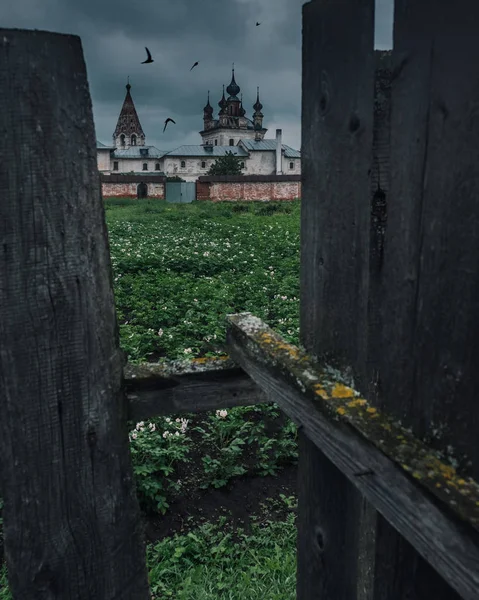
[97,140,115,149]
[239,138,301,158]
[112,146,166,158]
[164,145,249,157]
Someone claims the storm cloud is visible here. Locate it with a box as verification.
[1,0,393,152]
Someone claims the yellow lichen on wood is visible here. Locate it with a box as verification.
[347,398,367,408]
[313,385,329,400]
[331,383,355,398]
[337,407,347,415]
[366,407,377,414]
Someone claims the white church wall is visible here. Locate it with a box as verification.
[243,151,276,175]
[97,150,112,172]
[110,158,164,174]
[284,157,301,175]
[163,156,217,182]
[201,129,258,147]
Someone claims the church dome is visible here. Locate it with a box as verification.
[253,87,263,112]
[226,68,240,99]
[203,91,213,115]
[218,85,226,109]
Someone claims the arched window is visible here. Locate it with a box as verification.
[201,161,206,168]
[120,134,125,147]
[155,163,160,170]
[289,161,294,169]
[181,160,186,168]
[131,134,137,146]
[229,139,234,146]
[143,163,148,171]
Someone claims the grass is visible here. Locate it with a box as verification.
[147,500,297,599]
[0,198,301,598]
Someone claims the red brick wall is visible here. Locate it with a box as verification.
[202,181,301,202]
[102,182,165,198]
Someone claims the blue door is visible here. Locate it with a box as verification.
[166,182,196,203]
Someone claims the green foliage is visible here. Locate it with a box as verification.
[106,198,301,489]
[0,566,10,600]
[128,417,192,514]
[207,151,244,176]
[166,176,186,182]
[106,199,301,362]
[147,513,297,599]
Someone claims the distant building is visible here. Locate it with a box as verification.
[97,70,301,181]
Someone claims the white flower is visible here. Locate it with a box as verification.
[175,418,181,423]
[162,431,169,438]
[175,431,180,436]
[149,423,156,432]
[165,417,171,423]
[180,418,189,433]
[184,348,192,354]
[158,328,164,337]
[216,409,228,419]
[135,421,144,430]
[131,432,138,440]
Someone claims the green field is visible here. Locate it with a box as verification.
[1,198,302,599]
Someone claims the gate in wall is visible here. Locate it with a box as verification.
[165,181,196,203]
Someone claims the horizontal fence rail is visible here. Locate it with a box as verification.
[124,356,269,421]
[219,312,479,600]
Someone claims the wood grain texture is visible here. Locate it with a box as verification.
[125,360,269,421]
[225,313,479,600]
[368,1,479,598]
[300,0,376,597]
[0,29,150,599]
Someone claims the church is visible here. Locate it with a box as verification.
[96,69,301,182]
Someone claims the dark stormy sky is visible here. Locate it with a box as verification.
[1,0,393,153]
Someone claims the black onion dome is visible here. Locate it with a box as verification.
[253,87,263,112]
[218,85,226,109]
[203,90,213,114]
[226,68,240,98]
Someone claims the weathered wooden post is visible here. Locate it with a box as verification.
[299,0,375,597]
[0,29,151,599]
[369,0,479,597]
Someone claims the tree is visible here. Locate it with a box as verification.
[207,151,244,176]
[167,175,185,182]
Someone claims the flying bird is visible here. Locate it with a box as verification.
[256,22,261,26]
[190,61,199,71]
[142,47,154,64]
[163,118,176,132]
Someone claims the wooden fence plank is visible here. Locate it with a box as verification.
[369,1,479,597]
[0,29,150,599]
[300,0,375,597]
[225,313,479,600]
[124,359,269,421]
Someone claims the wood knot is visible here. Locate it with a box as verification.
[314,526,325,552]
[349,113,360,133]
